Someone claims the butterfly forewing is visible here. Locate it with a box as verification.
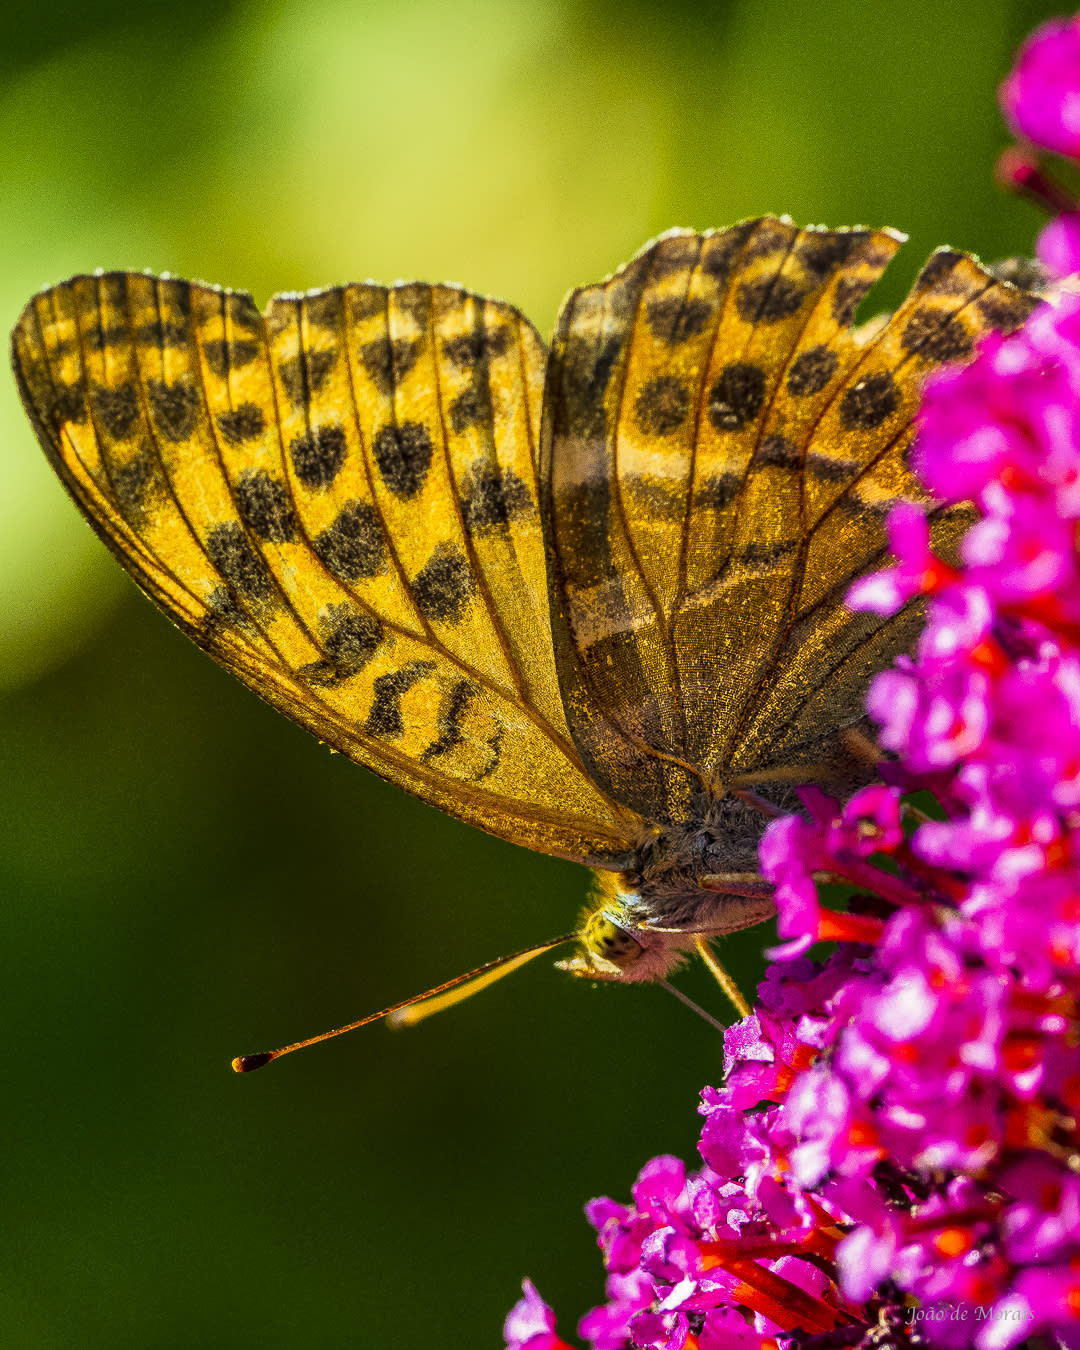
[542,220,1040,819]
[13,272,641,865]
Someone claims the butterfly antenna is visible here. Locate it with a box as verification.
[231,933,579,1073]
[693,935,751,1019]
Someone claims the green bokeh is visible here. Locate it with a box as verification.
[0,0,1062,1344]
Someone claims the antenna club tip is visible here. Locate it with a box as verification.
[232,1051,274,1073]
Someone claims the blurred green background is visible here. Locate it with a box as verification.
[0,0,1061,1344]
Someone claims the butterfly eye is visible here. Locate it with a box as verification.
[586,918,643,966]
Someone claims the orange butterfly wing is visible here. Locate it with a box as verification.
[540,219,1038,822]
[12,272,641,865]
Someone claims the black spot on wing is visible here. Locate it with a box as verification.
[796,232,862,275]
[421,679,477,762]
[235,469,297,543]
[625,475,681,521]
[835,490,894,519]
[553,334,622,440]
[93,383,140,440]
[365,660,436,738]
[313,500,386,581]
[839,372,899,430]
[47,379,88,429]
[203,338,261,377]
[475,727,503,781]
[787,346,838,397]
[359,337,421,395]
[290,422,347,490]
[739,540,797,572]
[373,422,434,499]
[301,607,385,686]
[460,463,532,533]
[347,288,388,323]
[166,281,193,319]
[709,539,797,586]
[225,293,261,330]
[649,235,699,279]
[394,284,431,326]
[449,367,491,433]
[304,291,344,330]
[900,309,974,364]
[279,349,337,407]
[111,445,164,519]
[83,324,128,350]
[645,296,712,343]
[977,287,1040,332]
[634,376,690,435]
[696,472,741,510]
[203,584,254,636]
[442,328,513,368]
[807,453,858,485]
[216,403,265,444]
[147,379,201,442]
[707,363,765,431]
[987,257,1047,292]
[411,546,475,623]
[743,220,792,260]
[736,275,808,323]
[915,251,966,292]
[322,606,383,671]
[699,221,757,286]
[752,434,800,469]
[832,278,873,327]
[99,273,128,306]
[206,522,274,601]
[556,480,617,587]
[604,252,653,322]
[134,319,190,348]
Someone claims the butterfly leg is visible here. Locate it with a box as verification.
[698,872,775,900]
[693,935,750,1019]
[839,724,884,768]
[901,802,934,826]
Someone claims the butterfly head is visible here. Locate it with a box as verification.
[556,812,782,984]
[555,870,682,983]
[559,907,646,981]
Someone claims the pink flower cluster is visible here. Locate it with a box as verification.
[1000,12,1080,275]
[506,952,874,1350]
[504,18,1080,1350]
[507,297,1080,1350]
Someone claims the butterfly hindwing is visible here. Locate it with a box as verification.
[724,245,1039,779]
[541,218,1039,821]
[13,272,641,866]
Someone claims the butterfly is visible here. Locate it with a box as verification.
[11,217,1038,1060]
